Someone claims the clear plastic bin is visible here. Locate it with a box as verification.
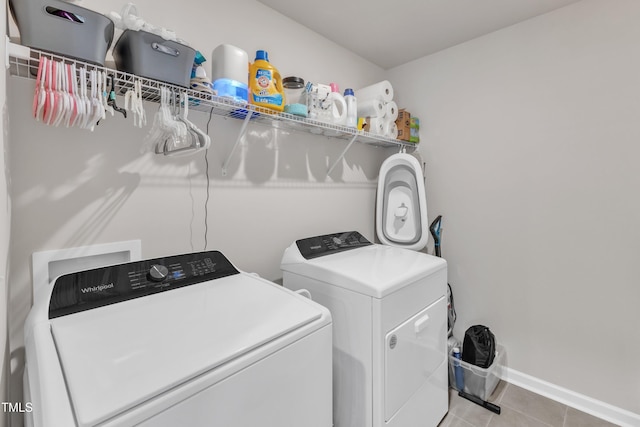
[449,345,505,400]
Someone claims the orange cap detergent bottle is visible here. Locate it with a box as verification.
[249,50,285,112]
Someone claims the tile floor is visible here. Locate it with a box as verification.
[438,381,620,427]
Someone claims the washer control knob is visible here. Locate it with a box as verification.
[148,264,169,282]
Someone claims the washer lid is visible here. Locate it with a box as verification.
[282,242,446,298]
[50,273,324,427]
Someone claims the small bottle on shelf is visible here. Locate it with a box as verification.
[343,88,357,128]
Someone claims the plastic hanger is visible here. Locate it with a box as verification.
[88,69,105,131]
[70,63,83,128]
[124,78,145,128]
[52,61,68,127]
[33,56,47,120]
[43,59,55,125]
[107,75,127,119]
[180,92,210,150]
[103,72,114,116]
[64,63,75,127]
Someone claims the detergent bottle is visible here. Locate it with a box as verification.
[326,83,347,125]
[249,50,285,112]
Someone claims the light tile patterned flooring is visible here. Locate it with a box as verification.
[438,381,620,427]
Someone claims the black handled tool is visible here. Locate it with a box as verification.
[429,215,443,257]
[429,215,456,336]
[458,390,501,414]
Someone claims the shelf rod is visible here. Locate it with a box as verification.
[221,111,254,176]
[327,133,359,176]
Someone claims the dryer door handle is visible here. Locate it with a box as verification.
[414,313,430,334]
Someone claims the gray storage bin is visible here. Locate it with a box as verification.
[113,30,196,88]
[9,0,114,65]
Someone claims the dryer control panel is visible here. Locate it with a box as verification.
[296,231,372,260]
[49,251,239,319]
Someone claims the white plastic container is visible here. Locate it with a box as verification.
[210,44,249,102]
[327,83,347,126]
[321,83,347,136]
[344,88,357,128]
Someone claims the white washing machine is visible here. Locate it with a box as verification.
[281,231,448,427]
[24,250,332,427]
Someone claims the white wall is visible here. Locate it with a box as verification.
[6,0,387,422]
[1,0,10,424]
[388,0,640,416]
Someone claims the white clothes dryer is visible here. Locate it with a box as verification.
[24,251,332,427]
[281,231,448,427]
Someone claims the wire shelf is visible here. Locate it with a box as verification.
[7,42,417,150]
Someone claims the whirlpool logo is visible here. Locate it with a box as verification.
[80,283,114,294]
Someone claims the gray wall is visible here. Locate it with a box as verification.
[6,0,388,422]
[7,0,640,423]
[1,0,10,424]
[388,0,640,415]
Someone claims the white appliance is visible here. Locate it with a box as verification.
[24,250,332,427]
[281,231,448,427]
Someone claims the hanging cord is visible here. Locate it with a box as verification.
[188,162,195,252]
[203,106,214,250]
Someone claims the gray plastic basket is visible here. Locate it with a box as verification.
[113,30,196,88]
[9,0,114,65]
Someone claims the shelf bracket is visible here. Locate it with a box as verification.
[327,133,358,176]
[221,111,253,176]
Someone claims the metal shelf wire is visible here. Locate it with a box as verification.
[7,42,416,170]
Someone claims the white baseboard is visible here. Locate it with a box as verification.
[502,367,640,427]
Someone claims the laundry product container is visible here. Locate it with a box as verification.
[9,0,114,65]
[113,30,196,87]
[449,344,505,400]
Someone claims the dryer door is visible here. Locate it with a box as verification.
[384,296,446,422]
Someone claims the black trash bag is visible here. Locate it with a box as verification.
[462,325,496,368]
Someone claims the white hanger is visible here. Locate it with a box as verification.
[52,60,70,127]
[43,59,55,125]
[70,63,83,128]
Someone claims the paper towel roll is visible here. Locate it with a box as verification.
[357,99,385,118]
[355,80,394,103]
[366,117,385,135]
[384,101,398,122]
[384,122,398,139]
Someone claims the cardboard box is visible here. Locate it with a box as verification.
[410,126,420,143]
[409,115,420,143]
[396,109,411,141]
